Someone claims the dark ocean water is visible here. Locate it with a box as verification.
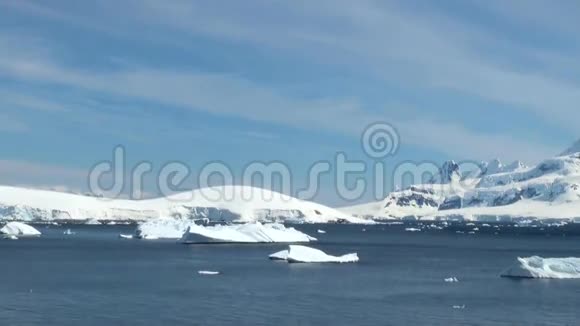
[1,224,580,326]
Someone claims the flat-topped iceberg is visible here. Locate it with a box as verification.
[0,222,41,237]
[181,223,316,243]
[501,256,580,279]
[134,218,316,243]
[269,245,359,263]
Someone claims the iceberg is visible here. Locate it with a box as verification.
[501,256,580,279]
[182,223,316,243]
[269,250,289,260]
[0,222,41,236]
[135,218,192,239]
[273,245,359,263]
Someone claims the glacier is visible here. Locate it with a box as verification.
[501,256,580,279]
[269,245,359,263]
[1,222,41,236]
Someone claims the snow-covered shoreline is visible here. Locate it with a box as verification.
[0,185,369,224]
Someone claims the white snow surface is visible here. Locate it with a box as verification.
[0,222,41,236]
[135,218,316,243]
[0,185,368,224]
[284,245,359,263]
[341,141,580,221]
[269,250,289,260]
[501,256,580,279]
[182,223,316,243]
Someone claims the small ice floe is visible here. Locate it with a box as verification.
[444,277,459,283]
[0,222,41,237]
[362,228,366,232]
[501,256,580,279]
[456,231,464,234]
[405,228,421,232]
[482,224,491,227]
[198,270,220,275]
[468,231,476,235]
[452,305,466,310]
[269,245,359,264]
[63,229,75,235]
[5,235,18,240]
[119,234,134,239]
[472,227,479,231]
[317,229,327,234]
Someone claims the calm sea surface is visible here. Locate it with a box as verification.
[1,223,580,325]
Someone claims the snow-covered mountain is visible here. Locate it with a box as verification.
[0,185,366,224]
[341,140,580,222]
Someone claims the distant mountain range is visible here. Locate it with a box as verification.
[2,140,580,224]
[0,185,366,224]
[341,140,580,222]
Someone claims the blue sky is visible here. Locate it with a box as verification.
[0,0,579,205]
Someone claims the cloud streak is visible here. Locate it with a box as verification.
[0,1,575,164]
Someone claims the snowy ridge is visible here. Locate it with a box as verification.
[342,139,580,221]
[0,185,367,224]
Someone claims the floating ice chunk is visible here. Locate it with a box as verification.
[269,250,289,260]
[198,271,220,275]
[452,305,466,310]
[285,245,359,263]
[444,277,459,283]
[405,228,421,232]
[63,229,75,235]
[181,223,316,243]
[0,222,41,236]
[119,234,134,239]
[501,256,580,279]
[136,219,194,239]
[5,235,18,240]
[317,229,326,234]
